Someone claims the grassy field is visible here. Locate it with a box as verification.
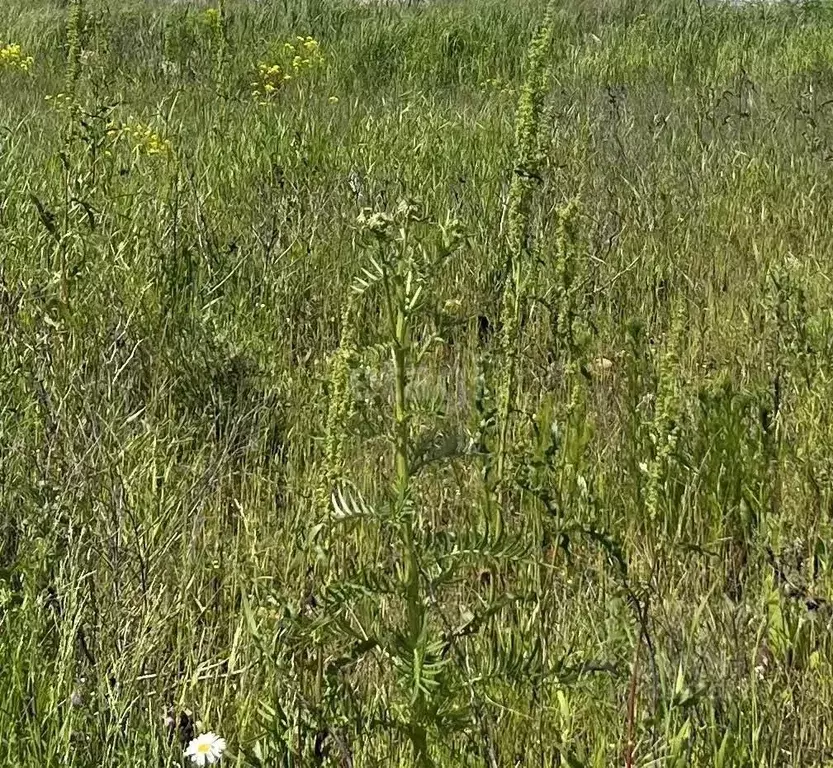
[3,0,833,765]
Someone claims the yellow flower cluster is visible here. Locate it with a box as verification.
[256,62,292,94]
[124,121,172,157]
[252,36,324,101]
[289,36,324,71]
[0,43,34,72]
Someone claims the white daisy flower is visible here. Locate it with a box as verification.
[185,732,227,766]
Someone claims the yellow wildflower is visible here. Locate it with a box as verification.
[253,34,324,101]
[0,43,34,72]
[125,120,172,157]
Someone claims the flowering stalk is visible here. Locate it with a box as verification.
[316,300,357,517]
[493,0,556,497]
[214,0,228,80]
[645,303,684,530]
[65,0,82,92]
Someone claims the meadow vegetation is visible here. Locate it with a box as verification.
[3,0,833,764]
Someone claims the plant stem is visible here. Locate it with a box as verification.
[384,243,430,765]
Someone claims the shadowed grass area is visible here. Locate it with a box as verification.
[2,0,833,765]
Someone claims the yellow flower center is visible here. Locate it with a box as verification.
[197,743,211,754]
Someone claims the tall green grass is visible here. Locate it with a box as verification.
[3,0,833,764]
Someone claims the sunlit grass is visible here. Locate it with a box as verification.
[1,0,833,765]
